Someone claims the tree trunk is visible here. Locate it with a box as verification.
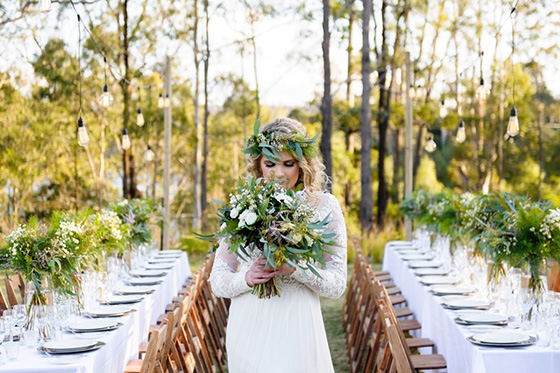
[201,0,210,219]
[376,0,391,229]
[359,0,373,232]
[320,0,333,189]
[346,0,354,106]
[391,128,400,203]
[193,0,202,231]
[412,123,425,187]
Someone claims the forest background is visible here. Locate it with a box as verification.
[2,0,560,262]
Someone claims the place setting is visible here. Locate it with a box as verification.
[454,311,508,326]
[414,267,451,277]
[38,339,107,355]
[82,305,136,318]
[113,285,157,295]
[441,298,491,310]
[408,260,442,269]
[124,277,164,286]
[129,269,168,278]
[420,275,460,286]
[467,331,537,348]
[430,284,475,296]
[66,318,123,334]
[99,294,145,305]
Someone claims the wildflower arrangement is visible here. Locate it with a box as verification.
[110,198,154,247]
[0,214,93,307]
[242,118,320,162]
[206,176,338,298]
[88,209,130,255]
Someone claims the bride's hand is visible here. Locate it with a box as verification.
[245,259,275,287]
[272,262,296,276]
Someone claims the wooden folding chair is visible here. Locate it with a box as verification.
[123,328,161,373]
[379,302,415,373]
[5,274,25,307]
[374,282,446,371]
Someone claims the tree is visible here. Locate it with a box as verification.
[359,0,373,232]
[320,0,333,190]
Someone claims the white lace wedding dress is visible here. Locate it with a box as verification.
[209,192,347,373]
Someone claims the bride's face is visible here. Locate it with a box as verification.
[260,151,301,190]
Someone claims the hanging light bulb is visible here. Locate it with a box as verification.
[137,108,145,126]
[439,100,448,118]
[456,120,466,143]
[122,128,131,150]
[39,0,52,12]
[164,94,171,108]
[144,145,155,162]
[77,117,90,147]
[425,135,437,153]
[98,84,114,108]
[158,93,165,108]
[476,78,487,101]
[507,107,519,137]
[408,84,416,99]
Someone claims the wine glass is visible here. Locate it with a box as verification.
[13,305,26,329]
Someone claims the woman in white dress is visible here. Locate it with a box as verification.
[209,117,347,373]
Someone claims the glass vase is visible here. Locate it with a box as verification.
[24,279,52,343]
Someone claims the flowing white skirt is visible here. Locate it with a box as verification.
[226,284,334,373]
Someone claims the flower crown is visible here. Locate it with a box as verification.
[242,118,320,162]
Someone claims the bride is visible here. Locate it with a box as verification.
[209,117,347,373]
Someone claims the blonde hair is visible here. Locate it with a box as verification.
[245,118,329,194]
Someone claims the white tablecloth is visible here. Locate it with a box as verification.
[0,251,191,373]
[382,242,560,373]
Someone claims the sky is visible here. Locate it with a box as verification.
[2,1,560,109]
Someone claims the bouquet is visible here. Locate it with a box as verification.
[205,177,338,298]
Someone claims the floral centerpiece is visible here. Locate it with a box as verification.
[88,209,130,256]
[202,177,338,298]
[110,198,154,248]
[0,213,93,333]
[479,201,560,293]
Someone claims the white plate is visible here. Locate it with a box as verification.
[125,278,163,286]
[67,319,121,332]
[84,305,134,317]
[455,313,507,325]
[414,268,450,276]
[130,270,168,278]
[144,264,174,270]
[148,258,175,264]
[431,285,474,295]
[442,299,490,310]
[156,250,183,256]
[472,331,532,344]
[39,341,105,354]
[114,285,156,295]
[399,250,427,255]
[468,331,537,347]
[421,276,459,286]
[401,254,433,261]
[393,245,421,251]
[465,325,504,333]
[100,294,144,305]
[43,339,99,351]
[408,261,441,269]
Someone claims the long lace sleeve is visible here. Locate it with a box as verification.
[291,193,347,298]
[209,239,252,298]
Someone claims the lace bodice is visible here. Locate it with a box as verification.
[209,192,347,299]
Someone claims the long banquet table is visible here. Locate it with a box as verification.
[382,241,560,373]
[0,251,191,373]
